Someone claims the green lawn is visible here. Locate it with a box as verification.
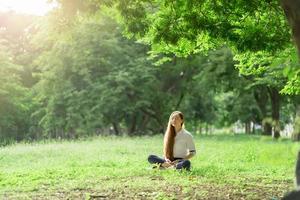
[0,134,299,199]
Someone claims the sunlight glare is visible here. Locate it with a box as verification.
[0,0,56,16]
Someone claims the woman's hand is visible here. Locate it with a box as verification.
[171,160,180,165]
[161,162,173,168]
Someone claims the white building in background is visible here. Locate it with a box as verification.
[232,121,262,134]
[232,120,245,134]
[232,120,294,138]
[281,123,294,138]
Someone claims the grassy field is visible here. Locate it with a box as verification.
[0,134,299,199]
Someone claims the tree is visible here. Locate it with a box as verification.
[281,0,300,139]
[31,11,192,137]
[0,40,30,144]
[50,0,300,136]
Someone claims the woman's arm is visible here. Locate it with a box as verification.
[186,133,196,160]
[184,152,195,160]
[184,150,196,160]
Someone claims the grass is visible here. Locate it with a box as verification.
[0,134,299,199]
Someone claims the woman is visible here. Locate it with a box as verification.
[148,111,196,171]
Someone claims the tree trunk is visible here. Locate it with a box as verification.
[198,122,202,135]
[205,123,209,134]
[281,0,300,56]
[263,122,272,136]
[128,115,137,135]
[292,104,300,141]
[281,0,300,141]
[253,87,272,135]
[68,128,76,139]
[268,87,281,139]
[175,93,185,110]
[139,114,149,134]
[251,122,256,134]
[141,108,165,133]
[112,122,120,135]
[245,122,251,134]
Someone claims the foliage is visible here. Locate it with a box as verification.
[0,2,299,142]
[0,39,31,144]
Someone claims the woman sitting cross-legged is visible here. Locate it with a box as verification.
[148,111,196,171]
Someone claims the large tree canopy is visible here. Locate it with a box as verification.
[49,0,299,138]
[52,0,299,95]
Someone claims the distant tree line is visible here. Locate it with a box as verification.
[0,0,299,145]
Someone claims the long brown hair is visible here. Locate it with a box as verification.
[163,111,184,161]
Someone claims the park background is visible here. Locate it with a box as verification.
[1,0,300,199]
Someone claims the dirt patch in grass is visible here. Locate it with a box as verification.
[25,183,289,200]
[1,176,293,199]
